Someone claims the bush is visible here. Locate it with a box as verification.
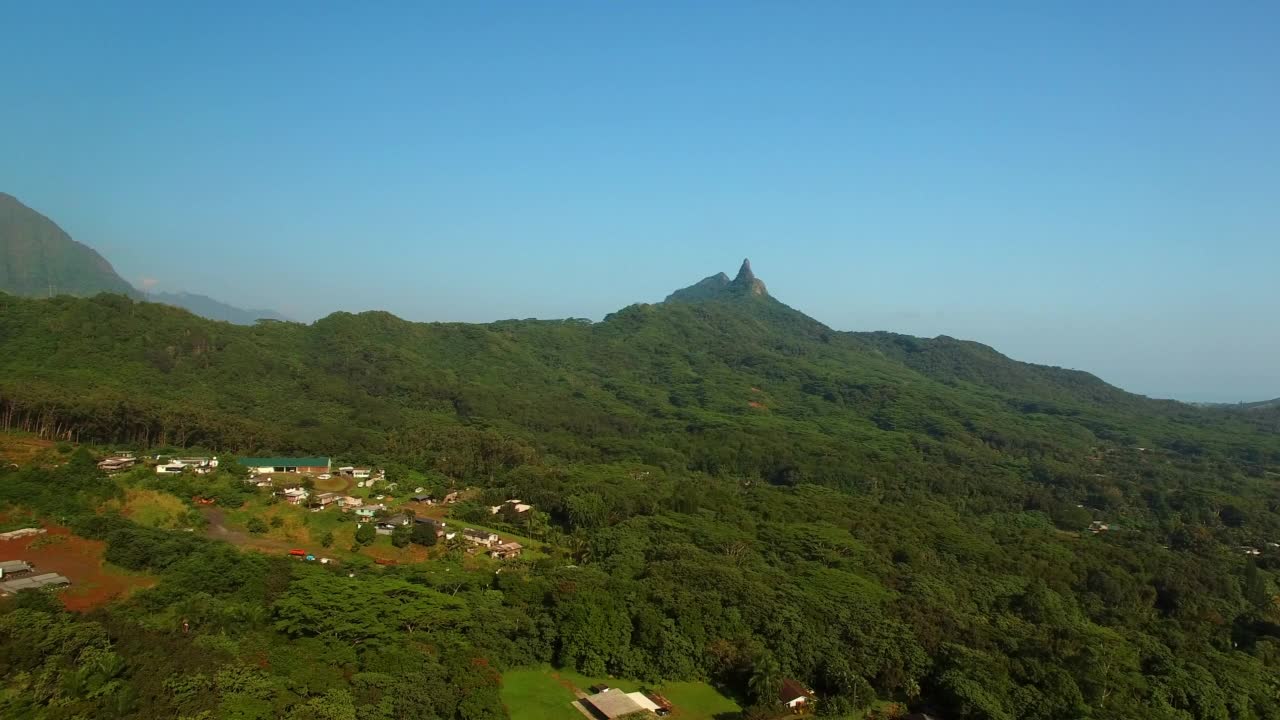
[355,523,375,545]
[410,523,439,547]
[246,517,268,535]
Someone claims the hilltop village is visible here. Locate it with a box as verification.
[90,452,534,566]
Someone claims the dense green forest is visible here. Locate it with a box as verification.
[1,278,1280,719]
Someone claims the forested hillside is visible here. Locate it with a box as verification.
[1,273,1279,719]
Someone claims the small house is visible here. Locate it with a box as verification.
[490,499,534,517]
[312,492,339,510]
[281,488,310,505]
[463,528,500,547]
[156,461,186,475]
[376,514,412,535]
[488,541,523,560]
[337,496,363,508]
[97,456,136,473]
[779,679,813,710]
[415,517,447,536]
[354,504,385,518]
[411,493,435,504]
[0,560,33,578]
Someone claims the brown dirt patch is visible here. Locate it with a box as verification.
[748,401,765,409]
[2,524,155,611]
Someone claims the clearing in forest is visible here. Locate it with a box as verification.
[1,523,155,611]
[500,666,740,720]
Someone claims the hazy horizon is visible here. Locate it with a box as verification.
[2,3,1276,403]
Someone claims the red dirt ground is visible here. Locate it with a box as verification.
[1,524,155,611]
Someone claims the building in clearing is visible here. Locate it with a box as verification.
[239,457,331,475]
[0,572,70,595]
[575,688,662,719]
[97,456,136,472]
[0,528,46,542]
[0,560,33,578]
[488,541,523,560]
[462,528,499,547]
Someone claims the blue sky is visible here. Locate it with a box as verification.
[2,2,1277,402]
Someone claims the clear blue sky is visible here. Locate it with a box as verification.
[2,2,1277,402]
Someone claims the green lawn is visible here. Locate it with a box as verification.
[500,667,741,720]
[500,668,584,720]
[660,681,742,719]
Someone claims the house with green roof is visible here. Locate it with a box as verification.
[238,457,331,474]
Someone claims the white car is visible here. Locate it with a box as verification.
[317,473,331,480]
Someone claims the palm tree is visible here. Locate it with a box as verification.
[748,653,782,706]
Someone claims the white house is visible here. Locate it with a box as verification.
[281,488,310,505]
[779,679,813,710]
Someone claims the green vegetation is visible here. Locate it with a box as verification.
[499,667,740,720]
[0,268,1279,719]
[499,668,585,720]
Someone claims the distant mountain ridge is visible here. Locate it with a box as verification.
[148,291,290,325]
[0,192,286,325]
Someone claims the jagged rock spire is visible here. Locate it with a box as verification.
[665,258,768,302]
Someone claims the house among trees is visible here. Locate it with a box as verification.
[489,499,533,519]
[312,492,340,510]
[376,515,412,535]
[240,457,331,475]
[411,492,435,503]
[97,455,136,473]
[462,528,499,547]
[337,496,362,508]
[280,487,310,505]
[354,504,385,518]
[155,457,217,475]
[779,679,813,710]
[414,517,447,537]
[488,541,523,560]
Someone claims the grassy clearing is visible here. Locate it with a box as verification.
[313,475,351,493]
[114,488,192,529]
[0,432,57,464]
[660,681,742,718]
[500,667,740,720]
[500,668,587,720]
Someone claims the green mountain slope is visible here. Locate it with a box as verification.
[0,193,139,298]
[1,265,1279,718]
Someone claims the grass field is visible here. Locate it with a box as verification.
[114,488,192,529]
[500,668,584,720]
[500,666,741,720]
